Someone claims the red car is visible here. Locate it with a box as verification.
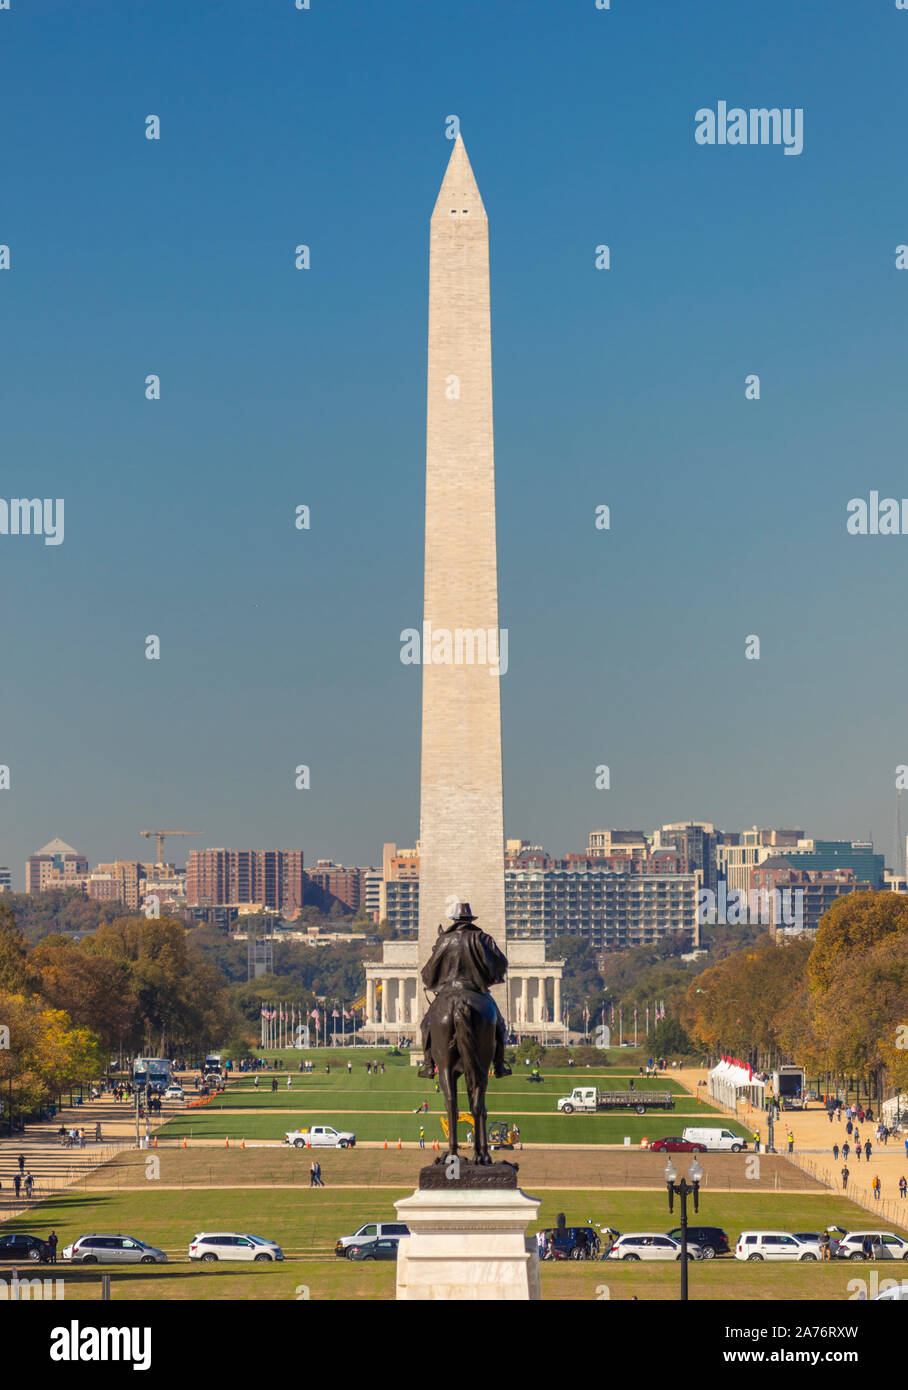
[649,1137,707,1153]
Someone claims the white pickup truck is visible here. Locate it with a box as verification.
[285,1125,356,1149]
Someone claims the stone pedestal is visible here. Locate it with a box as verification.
[394,1178,541,1300]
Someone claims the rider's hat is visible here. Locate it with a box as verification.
[449,901,478,924]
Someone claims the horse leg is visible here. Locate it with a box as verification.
[464,1069,488,1163]
[438,1065,458,1157]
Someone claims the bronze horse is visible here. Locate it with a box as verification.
[419,902,510,1165]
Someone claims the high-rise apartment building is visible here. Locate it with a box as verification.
[654,822,720,894]
[185,849,304,913]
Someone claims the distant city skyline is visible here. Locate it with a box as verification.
[2,816,903,894]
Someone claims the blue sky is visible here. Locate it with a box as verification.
[2,0,907,885]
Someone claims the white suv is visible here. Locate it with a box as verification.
[735,1231,821,1261]
[189,1233,284,1262]
[835,1231,908,1261]
[606,1233,704,1262]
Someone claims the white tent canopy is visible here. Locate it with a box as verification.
[708,1056,766,1110]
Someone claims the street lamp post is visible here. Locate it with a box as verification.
[664,1156,703,1301]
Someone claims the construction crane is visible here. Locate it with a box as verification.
[140,829,204,863]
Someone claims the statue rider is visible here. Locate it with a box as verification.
[417,902,512,1080]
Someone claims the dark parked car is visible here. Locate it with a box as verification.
[649,1137,707,1154]
[538,1227,601,1260]
[667,1226,730,1259]
[0,1233,53,1263]
[346,1236,401,1262]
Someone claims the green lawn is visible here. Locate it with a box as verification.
[2,1184,896,1301]
[157,1109,746,1145]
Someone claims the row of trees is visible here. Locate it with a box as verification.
[680,892,908,1098]
[0,902,245,1124]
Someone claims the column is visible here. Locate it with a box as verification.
[553,976,561,1024]
[381,977,389,1026]
[397,977,406,1026]
[520,977,528,1025]
[366,977,375,1023]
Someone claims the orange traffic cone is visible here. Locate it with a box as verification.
[384,1140,388,1150]
[153,1136,157,1148]
[398,1138,402,1150]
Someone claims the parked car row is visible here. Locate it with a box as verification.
[0,1231,285,1265]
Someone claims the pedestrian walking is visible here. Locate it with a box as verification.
[286,1075,292,1090]
[833,1143,840,1162]
[843,1141,850,1160]
[24,1172,34,1198]
[865,1139,872,1160]
[347,1062,352,1075]
[95,1123,101,1142]
[787,1130,794,1155]
[254,1075,259,1089]
[418,1127,425,1149]
[366,1062,371,1075]
[17,1154,24,1176]
[309,1161,318,1188]
[48,1231,58,1264]
[904,1136,908,1159]
[80,1128,86,1148]
[872,1176,881,1201]
[899,1176,907,1199]
[855,1142,863,1162]
[13,1174,21,1199]
[841,1165,850,1190]
[828,1107,833,1124]
[313,1160,324,1187]
[846,1120,853,1137]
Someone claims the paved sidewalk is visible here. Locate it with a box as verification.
[0,1093,159,1222]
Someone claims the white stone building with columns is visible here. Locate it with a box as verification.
[361,936,566,1044]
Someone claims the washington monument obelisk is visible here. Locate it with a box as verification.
[417,134,506,976]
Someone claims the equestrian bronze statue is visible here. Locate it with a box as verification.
[418,902,511,1164]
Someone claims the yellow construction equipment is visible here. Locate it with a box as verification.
[439,1112,475,1140]
[140,829,204,863]
[351,983,380,1012]
[488,1121,519,1149]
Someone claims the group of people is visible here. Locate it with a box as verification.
[1,1154,35,1200]
[57,1125,95,1148]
